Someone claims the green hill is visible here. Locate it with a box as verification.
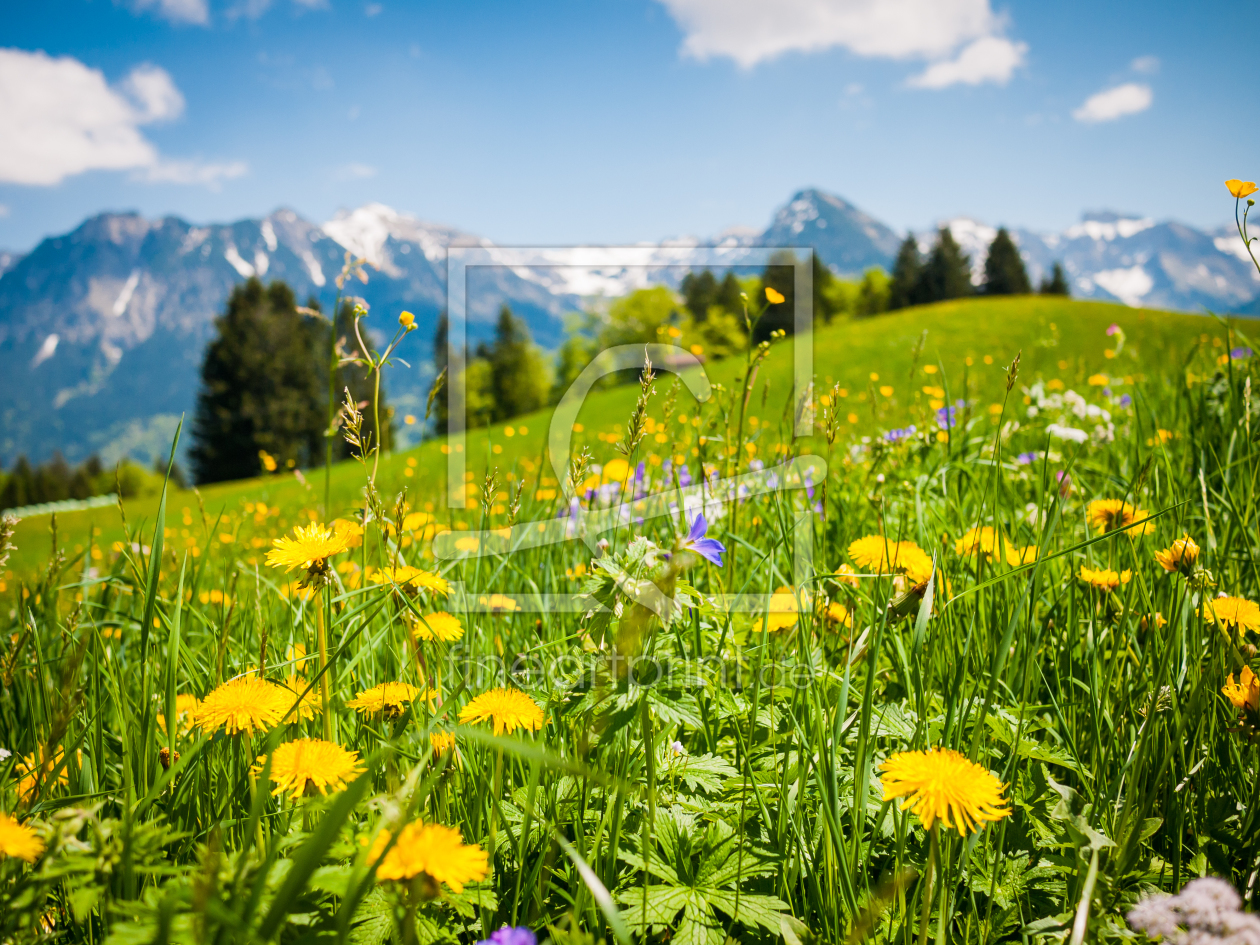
[1,296,1219,579]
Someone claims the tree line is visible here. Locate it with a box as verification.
[889,227,1068,310]
[0,454,173,512]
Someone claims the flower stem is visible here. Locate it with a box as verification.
[918,825,938,945]
[316,589,333,743]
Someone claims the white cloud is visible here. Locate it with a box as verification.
[131,0,209,25]
[337,162,377,180]
[0,204,9,218]
[0,48,242,188]
[908,35,1026,88]
[657,0,1002,67]
[1131,55,1160,74]
[140,159,249,188]
[120,63,185,122]
[1072,82,1153,123]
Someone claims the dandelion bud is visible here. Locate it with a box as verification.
[399,311,415,330]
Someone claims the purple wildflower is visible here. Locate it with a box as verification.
[1119,393,1132,407]
[1106,323,1121,336]
[885,424,917,443]
[477,928,537,945]
[680,513,725,566]
[1015,451,1039,465]
[936,405,958,430]
[678,464,692,488]
[1232,346,1253,360]
[1128,877,1260,944]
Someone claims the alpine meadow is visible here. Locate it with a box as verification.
[3,175,1260,945]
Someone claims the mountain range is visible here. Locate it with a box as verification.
[1,188,1256,467]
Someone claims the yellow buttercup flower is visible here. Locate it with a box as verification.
[195,676,291,736]
[879,747,1011,835]
[1226,179,1258,199]
[412,612,465,642]
[156,693,201,736]
[459,687,545,735]
[15,746,66,804]
[1078,565,1132,592]
[1007,545,1038,566]
[369,821,488,891]
[0,813,44,862]
[1086,499,1154,535]
[346,682,424,719]
[370,566,450,597]
[764,287,785,304]
[398,310,416,329]
[257,738,364,800]
[1223,666,1260,712]
[1155,534,1199,574]
[834,564,860,588]
[266,523,350,586]
[1203,596,1260,634]
[280,675,323,722]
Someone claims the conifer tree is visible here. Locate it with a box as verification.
[919,227,973,303]
[888,236,922,310]
[982,228,1031,295]
[190,279,325,484]
[487,304,549,421]
[1039,262,1071,296]
[755,250,798,341]
[681,270,719,322]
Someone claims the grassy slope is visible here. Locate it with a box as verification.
[3,296,1217,577]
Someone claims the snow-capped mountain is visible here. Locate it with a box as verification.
[933,212,1260,313]
[1,188,1257,467]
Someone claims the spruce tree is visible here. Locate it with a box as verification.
[681,270,719,322]
[715,272,744,317]
[1039,262,1071,296]
[812,253,837,323]
[190,279,326,484]
[919,227,973,303]
[888,236,922,311]
[487,304,548,421]
[982,228,1031,295]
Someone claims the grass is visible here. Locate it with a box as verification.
[1,293,1255,944]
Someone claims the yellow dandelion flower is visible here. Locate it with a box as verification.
[879,747,1011,835]
[1078,565,1132,592]
[1226,179,1258,199]
[346,682,424,719]
[849,536,934,583]
[1223,666,1260,712]
[0,812,44,862]
[369,566,451,597]
[459,687,545,735]
[825,601,852,628]
[753,590,799,634]
[369,821,488,892]
[1086,499,1154,535]
[195,676,291,736]
[332,518,364,549]
[15,746,66,804]
[266,522,350,579]
[156,693,201,736]
[286,643,310,672]
[1203,596,1260,634]
[413,612,464,642]
[280,675,322,722]
[1155,534,1199,574]
[430,731,457,754]
[257,738,364,800]
[955,526,1001,558]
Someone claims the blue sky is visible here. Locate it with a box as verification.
[0,0,1252,251]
